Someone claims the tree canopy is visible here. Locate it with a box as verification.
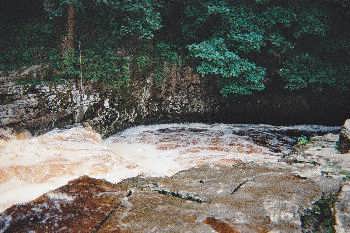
[1,0,349,95]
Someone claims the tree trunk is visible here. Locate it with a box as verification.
[62,4,76,54]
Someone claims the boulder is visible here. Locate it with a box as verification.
[339,119,350,153]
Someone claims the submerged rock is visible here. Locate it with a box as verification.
[339,119,350,153]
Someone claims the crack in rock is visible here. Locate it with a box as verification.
[230,173,277,195]
[92,191,133,233]
[231,179,250,194]
[91,202,120,233]
[152,187,208,203]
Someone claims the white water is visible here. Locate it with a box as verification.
[0,123,337,212]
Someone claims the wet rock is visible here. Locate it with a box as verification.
[204,217,240,233]
[335,182,350,233]
[0,164,335,233]
[283,133,350,181]
[0,65,101,134]
[0,128,12,141]
[0,64,219,136]
[339,119,350,153]
[0,176,127,233]
[1,123,348,233]
[301,195,337,233]
[3,127,350,233]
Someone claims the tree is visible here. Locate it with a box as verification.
[2,0,349,96]
[44,0,77,54]
[62,3,76,53]
[173,0,350,95]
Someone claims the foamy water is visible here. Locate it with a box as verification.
[0,123,338,212]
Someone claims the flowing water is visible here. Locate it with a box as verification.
[0,123,339,212]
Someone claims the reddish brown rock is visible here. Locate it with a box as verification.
[0,176,127,233]
[0,164,331,233]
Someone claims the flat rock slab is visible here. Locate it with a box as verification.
[0,164,329,233]
[335,182,350,233]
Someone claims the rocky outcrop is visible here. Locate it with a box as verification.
[0,65,218,136]
[0,164,334,233]
[0,65,101,134]
[86,65,218,136]
[0,176,126,233]
[339,119,350,153]
[1,65,350,136]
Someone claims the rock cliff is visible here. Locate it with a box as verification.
[1,65,349,136]
[0,65,218,136]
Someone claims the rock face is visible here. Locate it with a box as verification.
[0,65,218,136]
[1,65,350,136]
[0,65,101,134]
[339,119,350,153]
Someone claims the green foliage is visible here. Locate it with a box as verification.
[266,33,294,54]
[48,48,130,87]
[178,0,350,95]
[43,0,79,18]
[155,43,181,65]
[228,32,265,53]
[293,6,329,38]
[83,49,130,88]
[116,1,162,40]
[280,54,350,91]
[297,135,310,146]
[45,0,161,42]
[135,55,152,72]
[1,0,350,96]
[47,49,80,79]
[188,38,265,95]
[267,6,296,24]
[0,22,55,70]
[152,42,182,83]
[62,49,80,78]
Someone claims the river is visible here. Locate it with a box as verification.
[0,123,339,212]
